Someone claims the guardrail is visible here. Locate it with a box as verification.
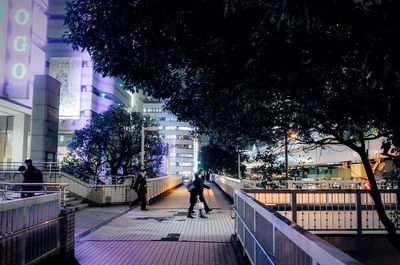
[0,183,69,206]
[215,175,400,233]
[245,189,400,233]
[0,194,61,264]
[57,172,182,205]
[0,162,61,175]
[286,180,388,190]
[233,189,363,265]
[214,175,241,199]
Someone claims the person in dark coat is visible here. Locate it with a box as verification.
[199,170,212,213]
[18,165,31,198]
[129,170,148,211]
[188,173,207,218]
[19,159,43,198]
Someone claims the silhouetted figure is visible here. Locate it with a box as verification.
[19,159,44,197]
[188,173,205,218]
[200,170,212,213]
[130,170,148,211]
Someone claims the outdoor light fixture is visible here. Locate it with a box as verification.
[285,131,297,179]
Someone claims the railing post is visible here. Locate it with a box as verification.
[62,186,67,207]
[291,191,297,223]
[253,206,257,264]
[49,162,52,180]
[19,205,28,265]
[356,190,362,235]
[59,207,76,259]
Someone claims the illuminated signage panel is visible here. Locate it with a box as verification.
[5,0,32,98]
[49,57,82,118]
[0,0,9,96]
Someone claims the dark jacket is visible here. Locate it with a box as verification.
[190,177,202,195]
[131,174,147,193]
[190,177,210,197]
[24,165,43,190]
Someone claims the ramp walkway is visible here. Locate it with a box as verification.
[74,184,238,265]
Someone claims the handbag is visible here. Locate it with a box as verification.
[196,199,205,210]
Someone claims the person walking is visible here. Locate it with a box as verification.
[188,173,207,218]
[129,170,148,211]
[199,170,212,213]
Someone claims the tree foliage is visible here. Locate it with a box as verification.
[65,105,165,176]
[199,144,245,177]
[65,0,400,249]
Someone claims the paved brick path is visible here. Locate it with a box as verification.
[74,184,238,265]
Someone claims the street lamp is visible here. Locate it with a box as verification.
[285,131,297,179]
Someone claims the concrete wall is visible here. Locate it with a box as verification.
[31,75,60,162]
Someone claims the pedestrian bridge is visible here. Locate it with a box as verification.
[2,169,400,265]
[75,184,237,265]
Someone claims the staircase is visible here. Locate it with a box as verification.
[63,191,89,211]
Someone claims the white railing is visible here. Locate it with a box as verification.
[235,179,388,190]
[214,175,241,198]
[0,183,69,206]
[147,176,183,200]
[214,175,400,233]
[0,161,61,175]
[233,190,362,265]
[0,194,61,264]
[1,162,183,205]
[58,172,182,205]
[286,179,388,190]
[245,189,400,233]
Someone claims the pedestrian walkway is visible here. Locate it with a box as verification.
[75,205,130,237]
[74,184,238,265]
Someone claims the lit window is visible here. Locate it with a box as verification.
[178,126,193,131]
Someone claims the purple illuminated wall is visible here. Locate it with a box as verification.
[0,0,47,105]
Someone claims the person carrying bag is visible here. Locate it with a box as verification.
[195,195,207,218]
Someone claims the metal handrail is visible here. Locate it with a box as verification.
[234,189,363,265]
[231,204,275,264]
[0,216,63,240]
[0,182,70,206]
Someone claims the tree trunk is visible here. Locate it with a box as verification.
[110,165,118,175]
[358,150,400,251]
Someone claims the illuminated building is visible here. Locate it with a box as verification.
[143,99,198,177]
[0,0,57,163]
[46,0,137,159]
[0,0,137,163]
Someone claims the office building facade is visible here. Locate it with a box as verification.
[143,100,198,176]
[0,0,136,163]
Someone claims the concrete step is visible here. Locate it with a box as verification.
[73,203,89,211]
[64,197,75,203]
[66,199,84,206]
